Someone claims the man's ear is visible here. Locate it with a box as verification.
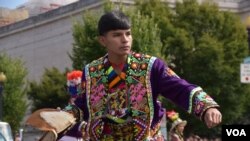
[98,36,106,47]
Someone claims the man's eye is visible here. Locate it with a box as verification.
[126,32,131,36]
[113,34,120,37]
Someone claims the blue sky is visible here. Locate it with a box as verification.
[0,0,28,9]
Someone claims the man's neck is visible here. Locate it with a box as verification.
[108,54,128,65]
[107,54,127,74]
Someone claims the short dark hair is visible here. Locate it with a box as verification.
[98,10,131,35]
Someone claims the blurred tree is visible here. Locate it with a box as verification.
[170,0,249,137]
[70,12,105,70]
[0,53,27,133]
[27,67,69,111]
[136,0,249,137]
[135,0,173,42]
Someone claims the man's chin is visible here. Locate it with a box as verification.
[120,50,131,56]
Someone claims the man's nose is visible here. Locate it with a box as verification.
[121,34,129,42]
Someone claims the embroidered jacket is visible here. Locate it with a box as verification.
[71,52,219,140]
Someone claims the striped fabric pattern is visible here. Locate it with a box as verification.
[107,68,126,89]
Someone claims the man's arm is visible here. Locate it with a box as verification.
[151,58,222,127]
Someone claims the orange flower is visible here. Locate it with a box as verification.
[90,67,96,72]
[131,62,138,69]
[141,63,147,70]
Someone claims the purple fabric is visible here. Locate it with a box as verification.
[150,58,197,127]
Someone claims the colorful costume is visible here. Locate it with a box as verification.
[71,52,219,140]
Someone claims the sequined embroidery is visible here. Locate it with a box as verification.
[85,52,159,140]
[189,87,219,119]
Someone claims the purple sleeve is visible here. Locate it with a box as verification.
[151,58,219,120]
[151,58,197,111]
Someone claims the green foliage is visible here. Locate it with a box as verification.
[128,11,163,58]
[135,0,174,42]
[135,0,249,137]
[70,12,106,70]
[170,1,249,131]
[27,67,69,111]
[0,53,27,132]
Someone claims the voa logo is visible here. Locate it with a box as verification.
[226,129,246,136]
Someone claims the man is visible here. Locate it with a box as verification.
[68,10,222,140]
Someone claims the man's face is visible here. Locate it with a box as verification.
[99,29,132,56]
